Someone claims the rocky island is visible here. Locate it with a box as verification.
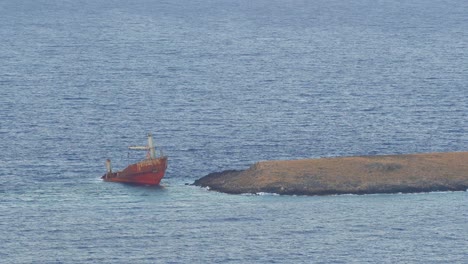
[194,152,468,196]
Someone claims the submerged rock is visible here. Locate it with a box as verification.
[193,152,468,196]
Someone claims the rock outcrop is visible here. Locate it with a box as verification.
[193,152,468,196]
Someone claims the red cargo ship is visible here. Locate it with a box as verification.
[102,133,168,185]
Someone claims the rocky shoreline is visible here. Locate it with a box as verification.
[193,152,468,196]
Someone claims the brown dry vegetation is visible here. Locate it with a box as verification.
[194,152,468,195]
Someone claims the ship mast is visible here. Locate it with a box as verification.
[147,133,156,159]
[127,133,157,159]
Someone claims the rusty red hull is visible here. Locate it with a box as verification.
[102,157,168,185]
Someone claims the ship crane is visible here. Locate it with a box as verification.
[128,133,158,159]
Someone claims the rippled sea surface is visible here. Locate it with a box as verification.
[1,0,467,263]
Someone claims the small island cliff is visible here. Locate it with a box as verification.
[194,152,468,196]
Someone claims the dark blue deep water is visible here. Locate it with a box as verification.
[1,0,467,263]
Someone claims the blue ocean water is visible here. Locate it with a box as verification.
[1,0,467,263]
